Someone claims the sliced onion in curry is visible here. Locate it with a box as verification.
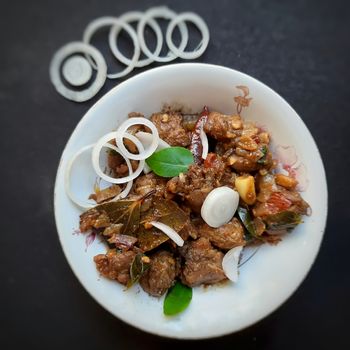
[92,131,145,184]
[222,246,243,282]
[200,129,208,160]
[201,186,239,228]
[149,221,184,247]
[115,117,160,160]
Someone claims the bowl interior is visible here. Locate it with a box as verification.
[54,63,327,339]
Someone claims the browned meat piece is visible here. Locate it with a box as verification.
[133,173,167,197]
[199,218,245,250]
[89,185,121,204]
[167,155,227,213]
[139,251,177,296]
[253,175,309,218]
[107,151,138,177]
[102,223,123,237]
[150,112,190,147]
[79,208,110,232]
[180,237,226,287]
[107,234,138,251]
[178,221,198,240]
[94,249,136,285]
[204,111,242,140]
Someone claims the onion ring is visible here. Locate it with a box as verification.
[200,130,209,160]
[109,11,163,68]
[83,17,140,79]
[62,55,92,86]
[166,12,210,59]
[137,6,189,63]
[64,144,96,209]
[49,41,107,102]
[150,221,184,247]
[92,132,145,184]
[115,118,159,160]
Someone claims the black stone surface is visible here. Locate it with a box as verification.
[1,0,349,348]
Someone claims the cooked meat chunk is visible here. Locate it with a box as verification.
[167,155,227,213]
[79,208,110,232]
[180,237,226,287]
[150,112,190,147]
[178,221,198,240]
[89,185,121,204]
[199,218,245,250]
[253,174,309,218]
[94,249,136,285]
[107,234,138,251]
[204,111,242,140]
[107,150,138,177]
[139,251,177,296]
[133,173,167,197]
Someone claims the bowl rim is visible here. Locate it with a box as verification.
[54,62,328,339]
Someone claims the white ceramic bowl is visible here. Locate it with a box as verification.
[54,63,327,339]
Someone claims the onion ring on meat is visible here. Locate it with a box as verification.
[115,118,159,160]
[150,221,184,246]
[49,42,107,102]
[200,130,209,160]
[166,12,210,59]
[92,132,145,184]
[222,246,243,282]
[64,144,96,209]
[83,17,140,79]
[109,11,163,68]
[137,6,189,63]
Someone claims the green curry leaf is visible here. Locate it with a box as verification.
[146,147,194,177]
[237,206,257,240]
[163,281,192,316]
[128,253,150,288]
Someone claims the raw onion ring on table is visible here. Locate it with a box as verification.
[109,11,163,68]
[83,17,140,79]
[92,131,145,183]
[166,12,210,60]
[137,6,189,63]
[49,42,107,102]
[115,118,159,160]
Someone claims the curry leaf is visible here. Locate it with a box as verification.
[146,147,194,177]
[264,211,302,231]
[257,145,268,165]
[237,206,257,240]
[164,281,192,316]
[128,253,150,288]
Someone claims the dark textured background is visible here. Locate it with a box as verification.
[1,0,349,348]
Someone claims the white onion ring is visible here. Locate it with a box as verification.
[109,11,163,68]
[137,6,189,63]
[115,118,159,160]
[83,17,140,79]
[92,132,145,184]
[222,246,243,282]
[64,144,96,209]
[200,129,209,160]
[166,12,210,59]
[49,42,107,102]
[150,221,184,247]
[62,56,93,86]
